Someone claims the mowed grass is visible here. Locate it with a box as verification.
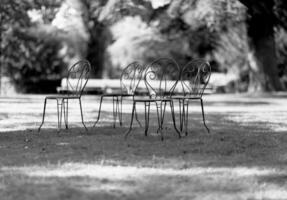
[0,93,287,200]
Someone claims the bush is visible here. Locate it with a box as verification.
[3,30,64,93]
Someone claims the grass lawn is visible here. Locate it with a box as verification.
[0,93,287,200]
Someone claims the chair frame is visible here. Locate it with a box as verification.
[173,58,211,135]
[125,58,181,140]
[93,61,144,128]
[38,60,91,132]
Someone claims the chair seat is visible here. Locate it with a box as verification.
[134,97,173,102]
[46,95,81,99]
[171,95,201,100]
[38,59,90,133]
[101,93,134,97]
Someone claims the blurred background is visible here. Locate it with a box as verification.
[1,0,287,95]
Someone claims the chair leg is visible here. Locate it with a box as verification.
[79,98,88,131]
[200,98,210,133]
[63,99,69,129]
[184,100,189,136]
[114,96,121,128]
[170,100,181,138]
[133,96,142,127]
[134,106,142,127]
[38,98,47,132]
[56,99,63,133]
[93,96,104,127]
[125,101,136,139]
[178,99,184,132]
[155,102,164,140]
[118,96,123,127]
[155,102,161,134]
[144,102,150,136]
[112,96,117,128]
[160,101,167,127]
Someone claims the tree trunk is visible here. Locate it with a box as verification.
[247,35,282,92]
[244,0,283,92]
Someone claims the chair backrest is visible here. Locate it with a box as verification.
[120,61,144,95]
[180,58,211,98]
[66,60,91,96]
[144,58,180,99]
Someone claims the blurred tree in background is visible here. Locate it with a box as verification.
[0,0,64,93]
[1,0,287,93]
[238,0,287,92]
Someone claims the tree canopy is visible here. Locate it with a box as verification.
[1,0,287,93]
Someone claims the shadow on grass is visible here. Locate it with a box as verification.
[0,110,286,169]
[1,105,287,199]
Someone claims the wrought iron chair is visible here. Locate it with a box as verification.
[93,61,144,128]
[173,58,211,135]
[38,60,91,132]
[125,58,181,140]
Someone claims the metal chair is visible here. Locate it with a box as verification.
[173,58,211,135]
[38,60,91,132]
[93,61,144,128]
[125,58,181,140]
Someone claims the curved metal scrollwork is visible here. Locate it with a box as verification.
[144,57,180,99]
[120,62,144,95]
[180,59,211,98]
[38,60,91,133]
[67,60,91,96]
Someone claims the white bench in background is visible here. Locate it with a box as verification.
[57,78,215,95]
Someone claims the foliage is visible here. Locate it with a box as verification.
[236,0,287,92]
[276,28,287,82]
[4,30,63,93]
[0,0,63,93]
[275,1,287,82]
[124,0,248,73]
[1,0,287,93]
